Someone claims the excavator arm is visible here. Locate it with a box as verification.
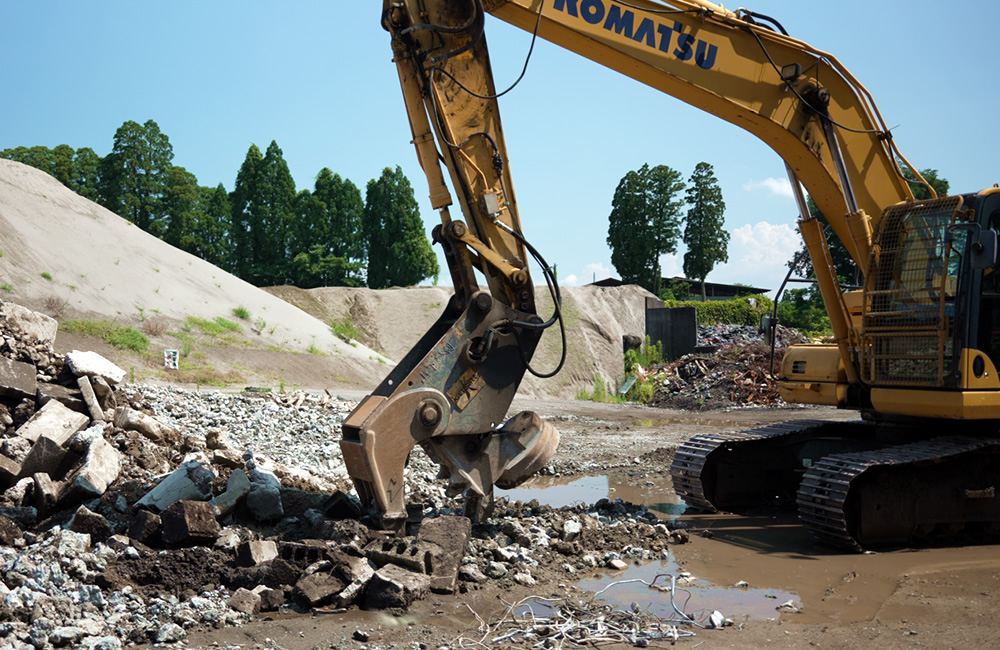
[339,0,561,530]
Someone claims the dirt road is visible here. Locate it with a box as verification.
[182,400,1000,649]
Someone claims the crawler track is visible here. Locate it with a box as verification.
[670,420,1000,551]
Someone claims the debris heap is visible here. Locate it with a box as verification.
[648,324,809,411]
[0,299,689,649]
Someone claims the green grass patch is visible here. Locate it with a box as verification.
[185,315,243,336]
[40,272,53,281]
[575,374,626,404]
[0,283,13,293]
[233,306,251,320]
[307,343,325,355]
[62,319,150,353]
[330,317,359,343]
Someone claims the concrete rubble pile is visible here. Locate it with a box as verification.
[648,324,809,411]
[0,299,686,649]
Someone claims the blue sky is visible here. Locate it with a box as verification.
[2,1,997,297]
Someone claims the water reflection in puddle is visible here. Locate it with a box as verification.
[576,559,799,623]
[496,474,687,519]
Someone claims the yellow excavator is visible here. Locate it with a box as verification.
[341,0,1000,550]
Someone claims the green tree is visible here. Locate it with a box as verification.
[71,147,101,200]
[682,162,729,300]
[161,165,200,249]
[315,169,366,265]
[230,144,264,282]
[99,119,174,234]
[189,184,233,270]
[607,163,685,293]
[255,141,297,285]
[363,166,439,289]
[2,145,101,199]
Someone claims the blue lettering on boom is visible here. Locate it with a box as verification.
[552,0,719,70]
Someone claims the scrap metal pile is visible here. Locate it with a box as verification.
[648,324,809,411]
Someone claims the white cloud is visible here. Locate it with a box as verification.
[743,177,794,199]
[708,221,801,294]
[562,273,579,286]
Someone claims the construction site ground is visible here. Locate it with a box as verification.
[174,399,999,650]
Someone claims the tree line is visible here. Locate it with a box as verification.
[1,119,439,289]
[606,161,728,300]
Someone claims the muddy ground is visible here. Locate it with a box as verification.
[177,400,1000,650]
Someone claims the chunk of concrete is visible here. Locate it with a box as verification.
[1,435,31,463]
[0,453,20,488]
[255,587,285,612]
[365,538,440,574]
[19,436,69,480]
[67,505,113,543]
[2,302,58,345]
[293,571,345,608]
[76,376,105,422]
[228,587,261,615]
[364,564,431,610]
[136,461,216,512]
[246,468,283,522]
[63,437,122,501]
[214,468,251,518]
[161,500,221,545]
[129,510,162,545]
[237,540,279,567]
[112,407,179,445]
[32,472,62,512]
[89,375,116,412]
[65,350,126,385]
[332,551,376,608]
[36,383,87,415]
[15,399,89,445]
[0,357,37,401]
[417,515,471,594]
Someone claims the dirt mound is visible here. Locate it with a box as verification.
[266,283,655,399]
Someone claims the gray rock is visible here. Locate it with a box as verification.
[15,399,89,446]
[0,357,36,401]
[228,587,261,615]
[237,540,278,566]
[161,500,220,545]
[2,303,58,345]
[76,376,105,422]
[136,461,215,512]
[365,564,431,610]
[63,437,121,502]
[112,407,178,445]
[65,350,126,385]
[214,468,251,517]
[246,468,283,522]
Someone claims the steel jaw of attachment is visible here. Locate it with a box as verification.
[339,290,560,532]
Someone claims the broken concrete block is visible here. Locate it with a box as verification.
[32,472,62,513]
[63,437,122,501]
[67,505,113,543]
[365,538,440,574]
[228,587,261,615]
[255,587,284,612]
[214,469,251,518]
[36,383,87,414]
[76,376,105,422]
[15,399,89,445]
[237,540,279,567]
[112,407,179,445]
[0,357,37,401]
[211,448,243,470]
[89,375,116,411]
[364,564,431,610]
[129,509,162,545]
[0,453,21,488]
[19,436,69,480]
[332,551,376,608]
[293,571,345,608]
[161,500,221,546]
[417,515,471,594]
[322,490,363,520]
[246,468,283,522]
[65,350,126,385]
[205,428,231,450]
[136,461,216,512]
[2,302,58,345]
